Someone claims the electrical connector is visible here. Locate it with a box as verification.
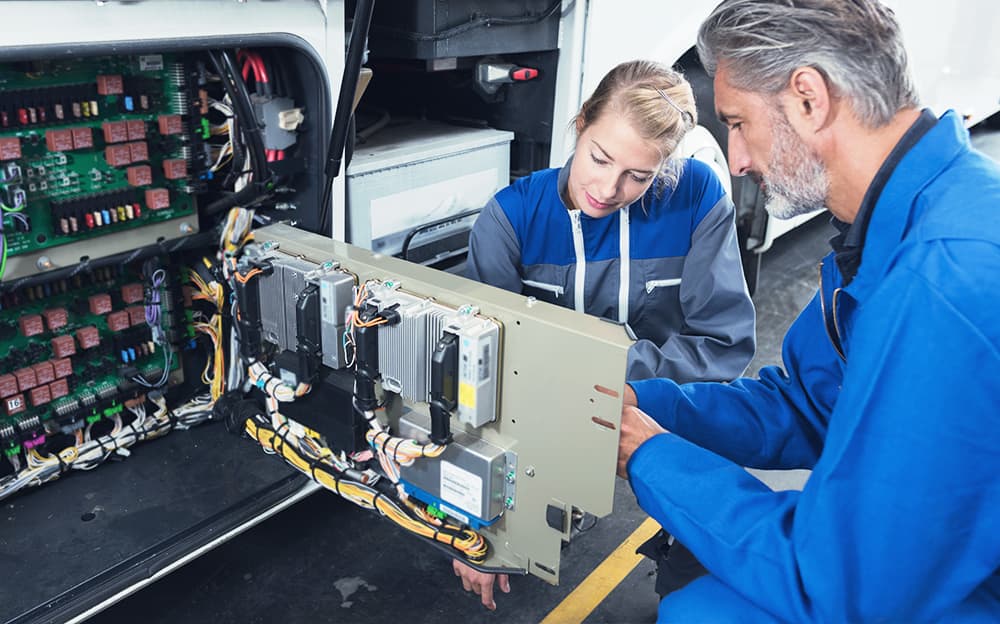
[278,107,305,131]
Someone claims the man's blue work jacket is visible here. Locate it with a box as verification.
[628,110,1000,622]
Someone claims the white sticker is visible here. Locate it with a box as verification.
[320,280,334,324]
[440,460,482,518]
[138,55,164,72]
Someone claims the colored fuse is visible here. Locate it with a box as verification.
[85,213,95,228]
[94,211,103,227]
[125,204,135,219]
[124,96,134,111]
[28,107,37,124]
[72,102,82,117]
[1,111,8,126]
[102,209,111,224]
[128,347,136,361]
[132,203,141,218]
[121,349,129,363]
[90,100,99,116]
[54,104,64,120]
[18,108,28,125]
[81,101,90,117]
[118,206,126,221]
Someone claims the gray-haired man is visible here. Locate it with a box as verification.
[617,0,1000,621]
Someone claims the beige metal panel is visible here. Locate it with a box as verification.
[257,222,632,584]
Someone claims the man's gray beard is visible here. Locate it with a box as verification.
[763,114,830,220]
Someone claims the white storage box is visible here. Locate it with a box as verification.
[346,121,514,259]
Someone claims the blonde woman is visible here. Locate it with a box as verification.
[462,59,756,609]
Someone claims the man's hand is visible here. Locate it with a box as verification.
[623,382,637,408]
[453,559,510,610]
[618,405,668,479]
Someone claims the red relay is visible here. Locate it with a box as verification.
[96,74,124,95]
[32,361,55,386]
[107,310,130,332]
[0,375,18,399]
[145,188,170,210]
[45,128,74,152]
[49,379,70,400]
[4,394,26,416]
[29,385,52,408]
[102,120,129,143]
[14,367,37,391]
[127,119,146,141]
[162,158,188,180]
[0,137,21,160]
[19,314,44,337]
[71,127,94,150]
[158,114,183,135]
[88,293,113,315]
[127,305,146,326]
[127,165,153,187]
[106,144,132,167]
[53,358,74,379]
[51,334,77,358]
[43,307,69,331]
[76,326,101,349]
[129,141,149,163]
[121,283,145,304]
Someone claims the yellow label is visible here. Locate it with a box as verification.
[302,425,320,439]
[459,382,476,408]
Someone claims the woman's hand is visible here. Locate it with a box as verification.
[453,559,511,610]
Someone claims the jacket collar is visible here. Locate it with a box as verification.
[844,110,969,300]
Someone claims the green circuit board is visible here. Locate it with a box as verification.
[0,53,197,259]
[0,262,185,458]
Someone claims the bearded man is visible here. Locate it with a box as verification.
[616,0,1000,621]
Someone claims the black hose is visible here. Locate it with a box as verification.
[398,208,480,261]
[318,0,375,238]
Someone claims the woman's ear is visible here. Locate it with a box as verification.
[575,115,585,135]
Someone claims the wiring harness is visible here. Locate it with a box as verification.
[0,392,214,501]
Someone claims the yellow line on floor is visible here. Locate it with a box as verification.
[539,517,661,624]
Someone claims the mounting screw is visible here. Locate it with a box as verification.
[36,256,54,271]
[179,221,194,234]
[525,466,535,477]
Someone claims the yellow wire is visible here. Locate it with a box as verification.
[245,419,488,562]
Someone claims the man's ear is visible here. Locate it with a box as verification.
[783,66,832,133]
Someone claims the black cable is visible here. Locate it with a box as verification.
[370,0,561,42]
[205,49,270,216]
[398,207,480,260]
[319,0,375,237]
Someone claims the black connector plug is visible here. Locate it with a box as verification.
[380,303,401,326]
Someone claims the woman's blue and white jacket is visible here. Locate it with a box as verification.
[466,157,755,382]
